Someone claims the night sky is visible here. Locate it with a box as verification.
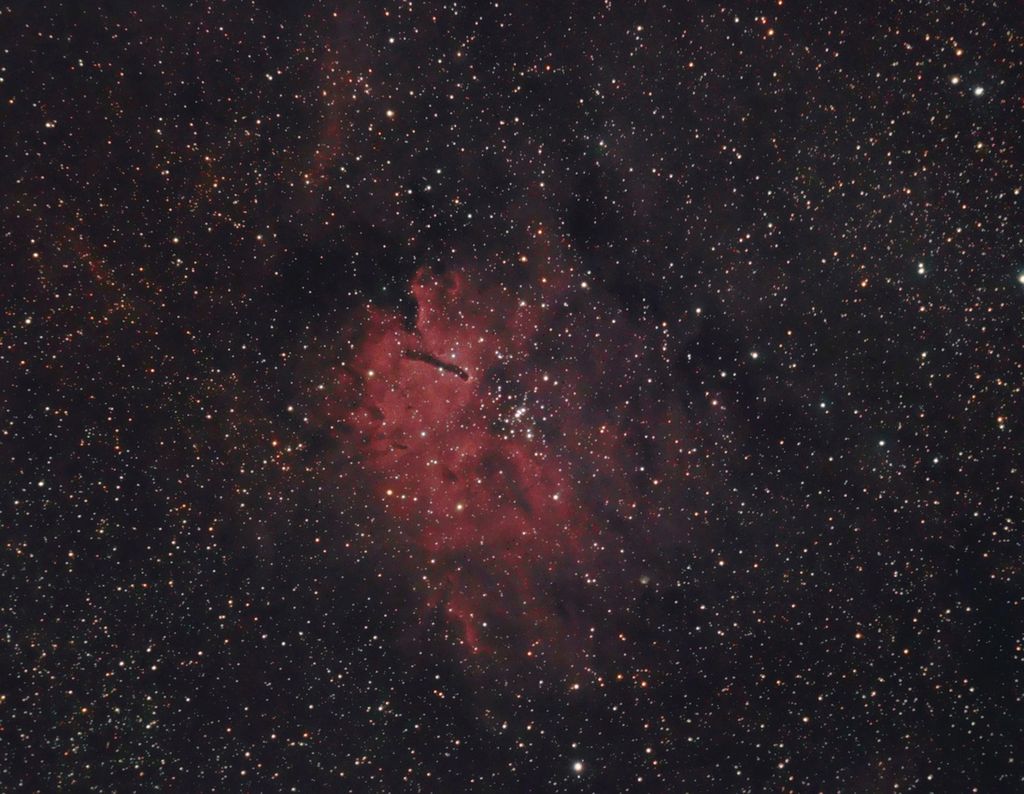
[4,2,1024,791]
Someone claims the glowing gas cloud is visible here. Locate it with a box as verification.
[313,264,704,656]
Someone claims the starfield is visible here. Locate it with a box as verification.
[3,2,1023,791]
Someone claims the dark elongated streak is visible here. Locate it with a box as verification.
[403,348,470,380]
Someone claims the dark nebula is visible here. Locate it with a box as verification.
[401,348,470,381]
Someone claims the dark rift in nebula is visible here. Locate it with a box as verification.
[402,348,471,380]
[311,265,705,658]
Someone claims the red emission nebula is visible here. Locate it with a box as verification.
[313,264,708,659]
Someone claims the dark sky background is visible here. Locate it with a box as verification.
[3,1,1023,791]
